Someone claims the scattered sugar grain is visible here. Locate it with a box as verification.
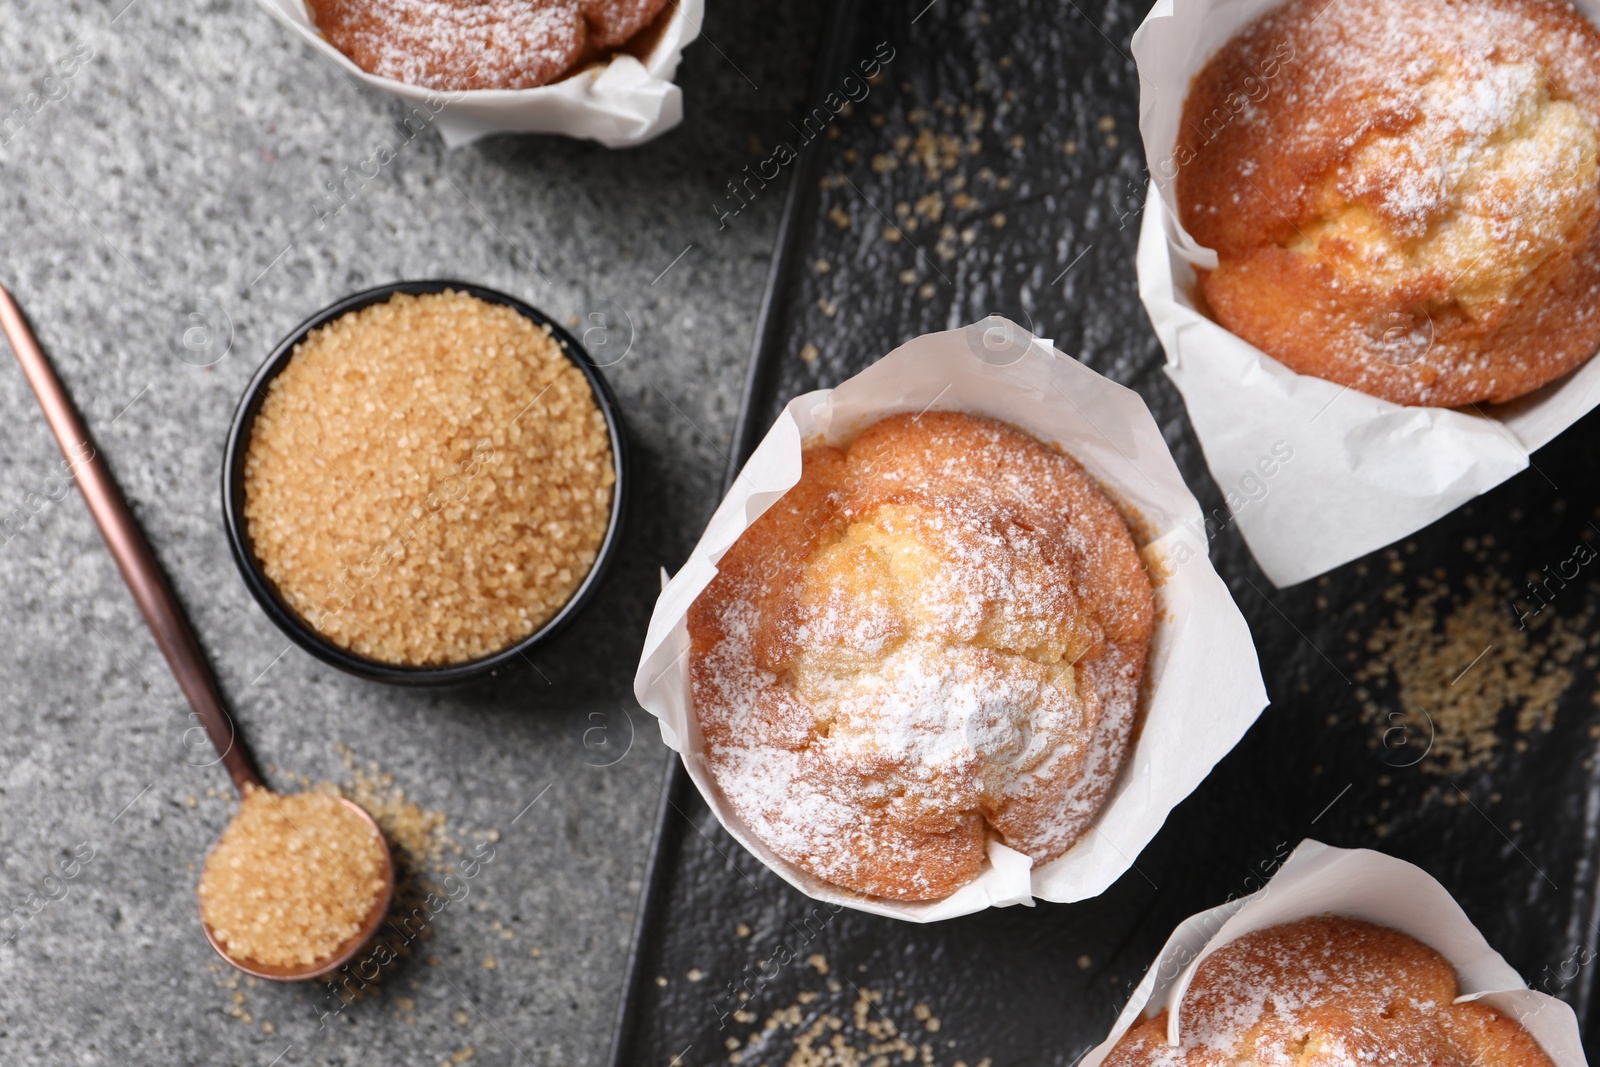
[1357,569,1588,773]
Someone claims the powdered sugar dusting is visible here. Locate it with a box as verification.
[1179,0,1600,406]
[688,412,1154,901]
[307,0,670,90]
[1104,917,1553,1067]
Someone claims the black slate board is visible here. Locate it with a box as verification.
[609,0,1600,1063]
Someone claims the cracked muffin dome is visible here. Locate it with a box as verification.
[686,412,1155,901]
[1177,0,1600,407]
[1104,916,1554,1067]
[306,0,672,91]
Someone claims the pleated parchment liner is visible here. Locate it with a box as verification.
[1079,839,1586,1067]
[633,319,1269,922]
[1132,0,1600,587]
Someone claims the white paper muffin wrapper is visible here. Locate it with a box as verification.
[632,320,1269,922]
[1130,0,1600,588]
[253,0,703,149]
[1079,839,1586,1067]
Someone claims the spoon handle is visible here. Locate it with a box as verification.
[0,284,262,797]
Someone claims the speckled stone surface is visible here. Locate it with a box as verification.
[0,1,823,1062]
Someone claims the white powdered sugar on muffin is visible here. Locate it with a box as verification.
[687,412,1154,901]
[1178,0,1600,406]
[306,0,671,91]
[1104,917,1556,1067]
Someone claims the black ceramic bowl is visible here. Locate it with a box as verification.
[222,280,629,686]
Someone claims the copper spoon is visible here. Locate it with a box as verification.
[0,284,393,981]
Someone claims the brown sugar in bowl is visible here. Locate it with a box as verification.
[222,281,628,686]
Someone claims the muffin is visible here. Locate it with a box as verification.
[1105,916,1553,1067]
[686,412,1155,901]
[305,0,673,91]
[1176,0,1600,407]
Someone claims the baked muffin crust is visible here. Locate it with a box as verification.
[1177,0,1600,407]
[687,412,1154,901]
[307,0,671,91]
[1105,916,1554,1067]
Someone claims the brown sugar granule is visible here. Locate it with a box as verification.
[243,290,616,666]
[334,753,453,867]
[728,986,981,1067]
[1356,569,1589,775]
[198,787,387,968]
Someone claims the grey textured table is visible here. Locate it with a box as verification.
[0,1,825,1062]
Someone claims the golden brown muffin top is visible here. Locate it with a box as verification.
[308,0,671,91]
[687,412,1154,901]
[1176,0,1600,406]
[1105,917,1554,1067]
